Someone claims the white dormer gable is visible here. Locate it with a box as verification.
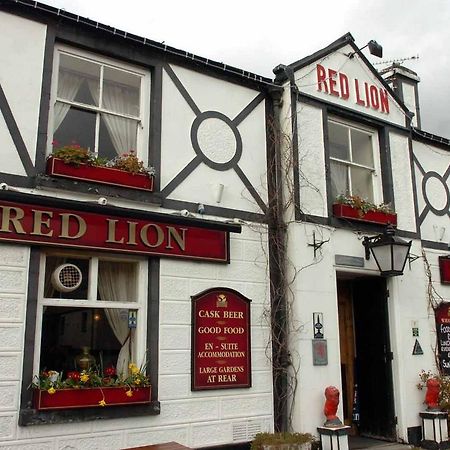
[291,41,408,127]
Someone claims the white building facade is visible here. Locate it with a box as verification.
[275,33,450,444]
[0,2,450,449]
[0,1,276,448]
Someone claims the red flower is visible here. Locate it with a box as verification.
[104,366,116,377]
[51,140,59,147]
[67,371,81,381]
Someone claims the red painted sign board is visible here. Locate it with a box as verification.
[191,288,251,390]
[0,200,229,262]
[439,256,450,284]
[435,303,450,374]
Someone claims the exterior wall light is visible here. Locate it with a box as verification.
[362,224,412,276]
[347,40,383,59]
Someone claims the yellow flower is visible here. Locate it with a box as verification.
[80,373,89,383]
[47,387,56,395]
[129,363,139,375]
[134,378,141,385]
[98,399,106,407]
[126,389,133,397]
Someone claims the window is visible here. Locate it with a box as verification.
[51,48,150,161]
[33,252,148,380]
[328,119,381,203]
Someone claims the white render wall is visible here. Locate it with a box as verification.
[0,224,273,449]
[0,12,46,174]
[0,245,30,444]
[389,132,417,233]
[413,140,450,244]
[286,222,439,441]
[296,103,327,218]
[161,64,268,215]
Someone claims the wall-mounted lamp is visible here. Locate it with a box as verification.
[348,40,383,59]
[362,224,411,277]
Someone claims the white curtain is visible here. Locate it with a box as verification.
[331,161,348,199]
[54,70,83,132]
[88,80,138,155]
[98,262,135,377]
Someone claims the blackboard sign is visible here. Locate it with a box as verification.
[435,303,450,374]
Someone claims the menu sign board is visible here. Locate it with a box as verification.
[191,288,251,390]
[435,303,450,374]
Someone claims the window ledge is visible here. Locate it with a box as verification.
[36,174,162,205]
[19,401,161,426]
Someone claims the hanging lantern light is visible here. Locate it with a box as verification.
[363,224,412,277]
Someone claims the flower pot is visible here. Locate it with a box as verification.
[46,157,154,191]
[332,203,397,226]
[33,386,151,410]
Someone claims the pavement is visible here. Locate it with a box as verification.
[348,437,415,450]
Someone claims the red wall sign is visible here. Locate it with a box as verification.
[435,303,450,374]
[439,256,450,284]
[0,200,229,262]
[191,288,251,390]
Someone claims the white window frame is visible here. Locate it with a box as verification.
[48,45,151,164]
[328,117,383,204]
[32,250,148,378]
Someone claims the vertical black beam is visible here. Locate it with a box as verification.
[379,127,395,210]
[20,247,40,412]
[35,25,55,175]
[267,86,289,432]
[147,257,160,400]
[149,64,163,193]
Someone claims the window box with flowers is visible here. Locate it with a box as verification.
[332,195,397,226]
[32,363,151,411]
[46,143,155,191]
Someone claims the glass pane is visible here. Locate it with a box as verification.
[329,122,349,160]
[53,105,96,152]
[97,260,137,302]
[39,306,123,374]
[371,245,391,272]
[351,129,374,167]
[58,53,100,107]
[393,245,410,272]
[103,67,141,116]
[98,113,138,157]
[330,161,349,199]
[350,166,374,202]
[44,256,90,300]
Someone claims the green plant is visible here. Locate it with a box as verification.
[335,194,394,214]
[52,141,93,166]
[31,362,151,394]
[251,432,315,450]
[107,150,155,176]
[50,141,155,176]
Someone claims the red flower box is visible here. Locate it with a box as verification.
[332,203,397,226]
[33,386,151,410]
[46,157,154,191]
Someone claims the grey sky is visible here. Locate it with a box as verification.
[42,0,450,138]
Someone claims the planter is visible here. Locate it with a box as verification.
[332,203,397,226]
[46,157,154,191]
[33,386,151,410]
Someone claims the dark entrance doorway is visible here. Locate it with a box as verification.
[337,277,396,440]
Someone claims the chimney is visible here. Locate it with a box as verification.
[380,64,421,128]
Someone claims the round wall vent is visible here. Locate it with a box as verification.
[51,264,83,293]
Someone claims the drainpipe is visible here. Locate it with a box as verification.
[268,81,289,432]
